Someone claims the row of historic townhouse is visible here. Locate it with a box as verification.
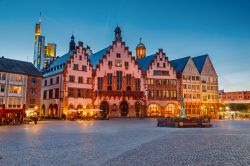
[172,55,219,119]
[0,58,42,123]
[40,27,219,118]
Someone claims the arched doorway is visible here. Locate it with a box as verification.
[53,104,58,117]
[148,104,161,117]
[135,101,141,117]
[120,100,129,117]
[48,104,53,116]
[42,104,45,116]
[100,101,109,118]
[165,104,176,116]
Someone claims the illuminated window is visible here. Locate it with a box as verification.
[115,60,122,67]
[9,86,22,94]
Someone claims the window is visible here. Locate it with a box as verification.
[157,90,162,97]
[79,56,82,60]
[87,78,92,84]
[55,88,59,98]
[115,60,122,67]
[135,78,141,91]
[68,88,74,97]
[0,73,6,80]
[163,63,166,68]
[73,64,79,70]
[50,78,53,85]
[107,74,112,85]
[30,88,36,94]
[0,84,5,93]
[126,74,131,86]
[157,63,159,67]
[78,76,83,83]
[98,77,103,90]
[69,75,75,82]
[82,65,87,72]
[9,86,22,94]
[150,91,154,98]
[163,91,166,98]
[44,80,47,86]
[125,62,129,68]
[117,71,122,90]
[56,77,59,84]
[77,89,83,97]
[49,89,53,99]
[153,70,169,76]
[160,58,163,61]
[43,91,47,99]
[116,53,121,58]
[108,61,112,66]
[86,89,91,98]
[0,98,4,104]
[31,78,37,83]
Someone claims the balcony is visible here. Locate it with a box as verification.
[96,90,144,98]
[8,93,22,97]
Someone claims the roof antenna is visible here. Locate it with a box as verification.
[39,12,42,23]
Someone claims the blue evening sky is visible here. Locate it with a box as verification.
[0,0,250,91]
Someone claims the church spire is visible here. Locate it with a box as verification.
[69,33,76,52]
[114,26,122,41]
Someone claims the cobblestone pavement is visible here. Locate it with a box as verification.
[0,119,250,166]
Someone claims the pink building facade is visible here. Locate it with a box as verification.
[40,27,219,118]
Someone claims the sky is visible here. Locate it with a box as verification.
[0,0,250,91]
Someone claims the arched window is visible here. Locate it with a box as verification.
[165,104,175,116]
[148,104,161,117]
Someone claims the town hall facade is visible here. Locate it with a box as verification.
[40,26,219,118]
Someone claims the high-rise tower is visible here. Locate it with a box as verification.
[33,13,56,70]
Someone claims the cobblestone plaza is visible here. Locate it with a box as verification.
[0,119,250,166]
